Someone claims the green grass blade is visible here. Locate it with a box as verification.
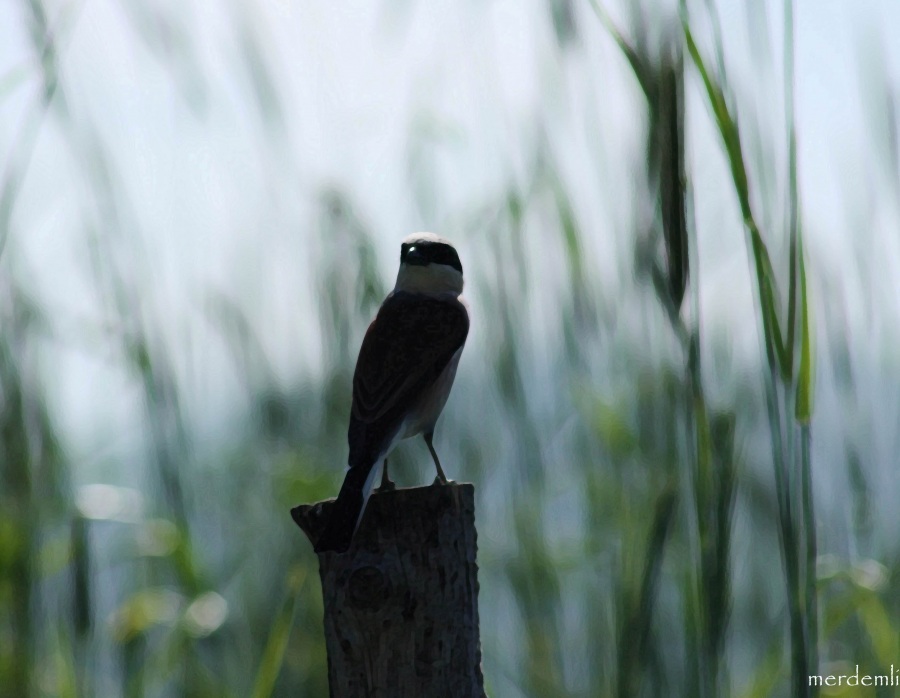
[682,27,747,217]
[587,0,651,97]
[784,12,800,385]
[617,484,678,698]
[736,642,784,698]
[857,592,900,671]
[795,237,813,422]
[800,425,818,684]
[684,24,793,379]
[250,568,306,698]
[53,627,79,698]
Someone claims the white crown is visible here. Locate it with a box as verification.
[402,231,454,247]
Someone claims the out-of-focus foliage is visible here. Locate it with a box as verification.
[1,0,898,696]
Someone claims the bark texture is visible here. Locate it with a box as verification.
[291,482,485,698]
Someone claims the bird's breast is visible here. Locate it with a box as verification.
[400,346,464,439]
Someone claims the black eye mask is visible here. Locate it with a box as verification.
[400,241,463,273]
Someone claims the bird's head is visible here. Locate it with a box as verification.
[395,233,464,296]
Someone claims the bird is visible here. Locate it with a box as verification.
[314,233,469,554]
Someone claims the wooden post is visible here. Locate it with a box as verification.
[291,483,486,698]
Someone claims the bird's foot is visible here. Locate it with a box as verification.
[377,458,395,492]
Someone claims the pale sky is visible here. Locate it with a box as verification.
[0,0,897,495]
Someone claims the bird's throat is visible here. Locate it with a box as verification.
[394,263,463,296]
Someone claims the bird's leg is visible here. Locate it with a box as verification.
[423,432,450,485]
[376,457,395,492]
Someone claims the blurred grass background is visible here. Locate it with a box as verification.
[2,0,899,696]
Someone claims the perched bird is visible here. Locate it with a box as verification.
[314,233,469,554]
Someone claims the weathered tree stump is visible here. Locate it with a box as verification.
[291,482,485,698]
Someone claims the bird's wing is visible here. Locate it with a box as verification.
[351,292,469,426]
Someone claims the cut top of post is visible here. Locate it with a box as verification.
[291,483,486,698]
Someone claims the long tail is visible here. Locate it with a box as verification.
[314,462,374,553]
